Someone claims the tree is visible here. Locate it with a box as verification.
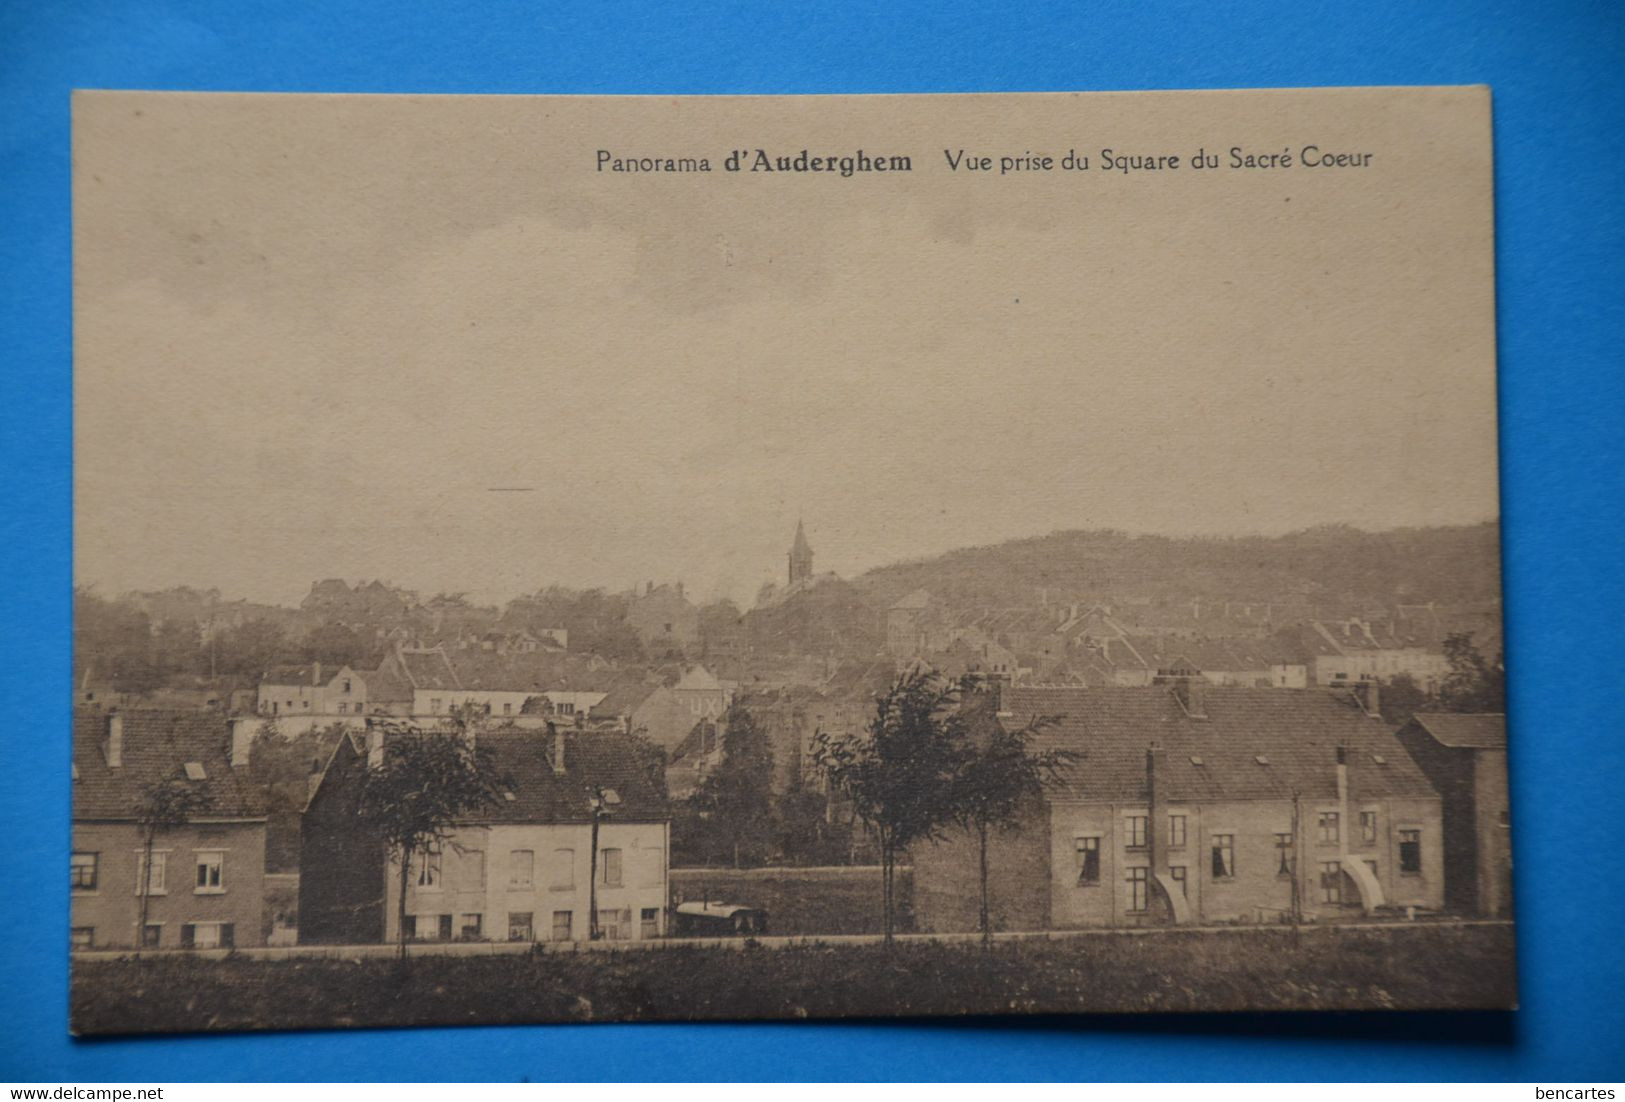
[354,706,509,960]
[812,669,968,941]
[1438,631,1506,713]
[697,702,775,867]
[949,700,1067,945]
[1379,673,1429,730]
[134,777,214,953]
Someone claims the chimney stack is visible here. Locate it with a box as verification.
[1356,679,1381,719]
[366,724,384,768]
[229,716,255,769]
[552,728,567,775]
[313,661,322,686]
[105,712,123,768]
[1176,675,1207,719]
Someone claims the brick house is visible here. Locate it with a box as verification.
[300,725,670,945]
[912,682,1445,933]
[1393,713,1512,917]
[71,709,268,950]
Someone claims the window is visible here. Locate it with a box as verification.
[551,910,573,941]
[402,915,417,940]
[1363,857,1378,880]
[415,849,441,890]
[1360,810,1379,845]
[599,907,632,939]
[550,848,574,890]
[181,922,233,949]
[70,927,94,949]
[1318,812,1340,844]
[508,849,534,889]
[1319,860,1343,904]
[1169,865,1187,897]
[503,702,512,715]
[438,914,454,940]
[457,914,482,940]
[1125,815,1147,849]
[71,852,98,892]
[1399,829,1422,874]
[194,851,225,893]
[558,701,575,716]
[430,698,442,713]
[342,679,352,693]
[1126,867,1149,913]
[1168,814,1187,849]
[140,923,162,948]
[1075,837,1101,885]
[134,850,167,895]
[641,907,661,939]
[508,912,534,941]
[1275,832,1294,877]
[601,848,623,887]
[1210,835,1235,879]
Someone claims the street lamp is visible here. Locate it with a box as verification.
[586,784,621,940]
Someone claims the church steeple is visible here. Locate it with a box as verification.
[788,519,814,585]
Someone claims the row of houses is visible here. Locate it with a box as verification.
[885,594,1495,691]
[254,650,732,748]
[71,683,1510,950]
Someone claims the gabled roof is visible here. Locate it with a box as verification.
[399,648,460,691]
[260,663,348,687]
[673,665,722,693]
[341,727,664,824]
[592,677,662,718]
[1409,713,1507,750]
[72,709,266,821]
[999,686,1437,804]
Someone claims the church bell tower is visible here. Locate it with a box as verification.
[788,520,814,585]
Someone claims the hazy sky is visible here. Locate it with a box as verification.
[75,91,1500,607]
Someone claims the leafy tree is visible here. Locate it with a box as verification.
[1379,673,1429,730]
[949,699,1067,945]
[697,702,775,867]
[134,777,214,953]
[354,706,509,960]
[212,618,292,677]
[812,669,968,941]
[302,620,374,669]
[1438,632,1506,713]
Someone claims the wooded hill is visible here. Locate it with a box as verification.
[845,522,1502,614]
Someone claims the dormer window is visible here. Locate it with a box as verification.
[183,762,207,781]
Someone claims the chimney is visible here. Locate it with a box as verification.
[229,716,255,769]
[552,728,567,775]
[104,712,123,768]
[1355,679,1381,719]
[1176,675,1207,719]
[313,661,322,686]
[366,724,384,768]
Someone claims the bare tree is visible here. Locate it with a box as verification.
[354,705,508,960]
[949,701,1068,946]
[134,777,214,953]
[812,668,966,942]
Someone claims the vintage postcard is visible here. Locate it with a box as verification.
[71,87,1512,1033]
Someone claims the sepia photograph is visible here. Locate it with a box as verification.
[69,87,1514,1035]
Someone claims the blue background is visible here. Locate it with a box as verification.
[3,0,1623,1082]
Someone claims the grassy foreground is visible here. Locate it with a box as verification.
[71,923,1514,1034]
